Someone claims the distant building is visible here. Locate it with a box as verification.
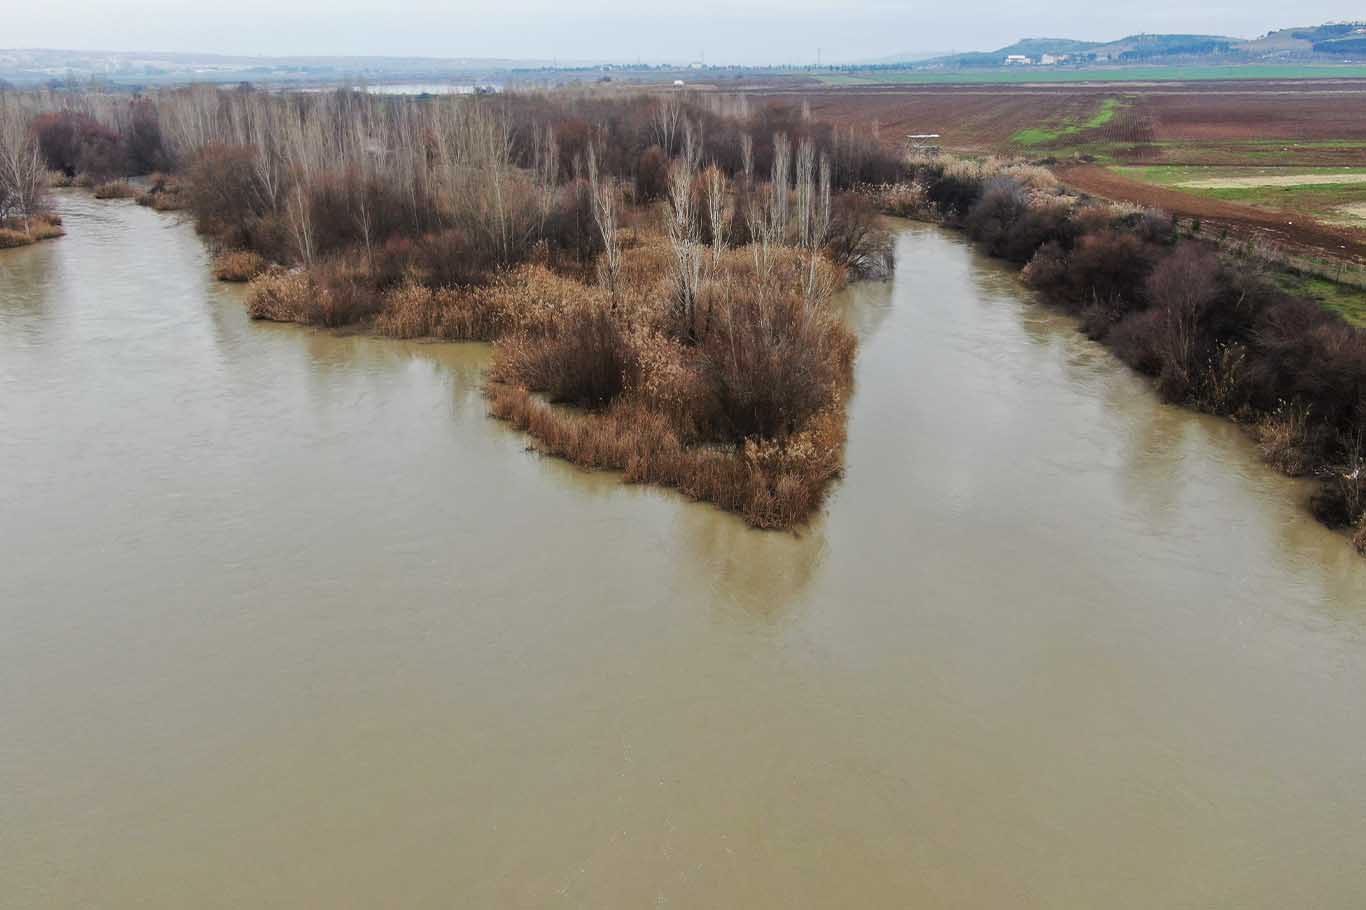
[1004,54,1032,65]
[1040,53,1069,65]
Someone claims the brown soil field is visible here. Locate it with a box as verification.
[749,81,1366,155]
[746,81,1366,259]
[1057,163,1366,260]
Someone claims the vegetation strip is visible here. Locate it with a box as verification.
[867,155,1366,551]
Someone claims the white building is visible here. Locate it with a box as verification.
[1004,54,1032,65]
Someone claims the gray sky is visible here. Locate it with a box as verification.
[8,0,1363,64]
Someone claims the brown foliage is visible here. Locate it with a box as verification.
[213,250,268,282]
[491,303,627,406]
[92,180,137,200]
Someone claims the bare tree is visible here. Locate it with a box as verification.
[702,165,731,267]
[650,93,683,157]
[667,157,705,340]
[769,132,791,242]
[587,144,622,301]
[0,95,49,229]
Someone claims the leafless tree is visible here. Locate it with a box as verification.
[650,93,683,157]
[0,95,49,228]
[587,144,622,301]
[702,165,731,267]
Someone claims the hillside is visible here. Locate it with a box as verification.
[879,22,1366,69]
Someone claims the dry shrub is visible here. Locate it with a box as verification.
[867,182,928,218]
[699,289,855,442]
[374,283,500,340]
[93,180,137,200]
[0,227,31,248]
[826,193,894,279]
[491,303,627,406]
[485,386,847,530]
[246,271,314,323]
[213,250,268,282]
[1256,402,1319,476]
[247,263,379,328]
[136,173,188,211]
[0,214,64,248]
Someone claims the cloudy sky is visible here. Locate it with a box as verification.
[7,0,1363,64]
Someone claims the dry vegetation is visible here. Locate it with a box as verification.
[0,94,59,248]
[1,85,896,528]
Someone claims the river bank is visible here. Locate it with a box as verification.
[871,155,1366,552]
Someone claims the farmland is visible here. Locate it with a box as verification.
[755,80,1366,273]
[818,64,1366,86]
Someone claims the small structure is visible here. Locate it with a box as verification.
[1040,53,1069,65]
[1004,54,1032,65]
[672,79,685,87]
[905,133,942,155]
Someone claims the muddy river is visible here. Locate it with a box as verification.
[3,194,1365,907]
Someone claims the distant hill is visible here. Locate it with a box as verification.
[877,22,1366,69]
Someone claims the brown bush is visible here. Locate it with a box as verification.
[0,213,64,248]
[246,271,313,322]
[1064,229,1156,309]
[491,303,627,406]
[826,193,894,279]
[1144,243,1222,401]
[485,385,846,530]
[93,180,137,200]
[136,173,188,211]
[1255,402,1323,476]
[186,144,269,242]
[213,250,268,282]
[416,228,498,288]
[32,111,126,180]
[699,288,855,443]
[374,283,499,340]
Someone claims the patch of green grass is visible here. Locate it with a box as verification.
[1111,165,1366,222]
[1011,97,1122,147]
[1271,272,1366,327]
[1114,164,1366,186]
[817,64,1366,85]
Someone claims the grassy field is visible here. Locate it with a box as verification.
[1011,97,1122,146]
[1111,165,1366,225]
[819,64,1366,86]
[1270,270,1366,327]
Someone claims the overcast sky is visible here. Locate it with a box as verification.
[8,1,1364,64]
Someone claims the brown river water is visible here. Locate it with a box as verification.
[3,193,1366,907]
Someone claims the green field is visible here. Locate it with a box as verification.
[1270,271,1366,327]
[819,64,1366,86]
[1011,97,1122,146]
[1112,165,1366,223]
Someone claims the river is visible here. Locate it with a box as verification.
[3,193,1365,907]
